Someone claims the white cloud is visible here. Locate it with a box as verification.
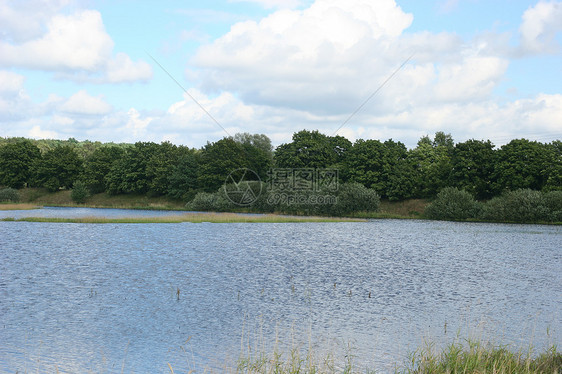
[0,70,25,95]
[59,90,113,115]
[0,4,152,83]
[28,125,59,139]
[519,0,562,54]
[105,53,153,83]
[0,10,113,71]
[228,0,304,9]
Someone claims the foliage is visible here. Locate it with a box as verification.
[492,139,554,193]
[450,139,495,199]
[185,191,233,212]
[424,187,481,220]
[71,181,89,204]
[166,147,200,200]
[0,187,20,202]
[479,189,550,223]
[409,132,454,198]
[331,182,380,216]
[543,190,562,222]
[81,146,126,193]
[0,140,41,188]
[32,145,83,192]
[105,142,161,195]
[274,130,351,169]
[400,340,561,374]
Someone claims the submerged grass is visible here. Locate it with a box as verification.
[0,213,365,224]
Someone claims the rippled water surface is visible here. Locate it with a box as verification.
[0,210,560,373]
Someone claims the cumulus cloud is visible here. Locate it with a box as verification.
[519,0,562,54]
[0,3,152,83]
[59,90,113,115]
[228,0,304,9]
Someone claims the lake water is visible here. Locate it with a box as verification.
[0,208,561,373]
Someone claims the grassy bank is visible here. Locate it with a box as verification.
[10,188,429,218]
[1,213,365,224]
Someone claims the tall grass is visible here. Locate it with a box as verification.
[399,340,561,374]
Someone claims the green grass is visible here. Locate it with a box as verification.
[399,340,561,374]
[1,213,365,224]
[229,341,561,374]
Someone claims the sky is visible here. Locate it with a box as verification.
[0,0,561,149]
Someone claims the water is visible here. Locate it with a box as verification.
[0,206,201,219]
[0,208,560,373]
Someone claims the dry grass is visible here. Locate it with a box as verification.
[1,213,365,224]
[0,203,41,210]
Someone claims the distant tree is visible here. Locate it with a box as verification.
[544,140,561,191]
[71,181,89,204]
[146,141,178,196]
[450,139,495,199]
[274,130,351,169]
[492,139,553,193]
[233,133,273,156]
[0,140,41,189]
[167,146,200,200]
[198,138,249,192]
[82,146,126,193]
[33,146,83,192]
[105,142,160,195]
[409,132,454,197]
[342,138,412,199]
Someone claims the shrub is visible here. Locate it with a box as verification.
[424,187,481,220]
[543,190,562,222]
[71,181,89,204]
[331,182,380,216]
[480,189,549,223]
[186,191,233,212]
[0,187,20,202]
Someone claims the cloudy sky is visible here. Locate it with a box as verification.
[1,0,561,149]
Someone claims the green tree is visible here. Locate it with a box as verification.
[82,146,126,193]
[33,146,84,192]
[409,132,454,197]
[233,133,273,156]
[274,130,351,169]
[342,139,412,199]
[544,140,561,191]
[71,180,89,204]
[167,146,200,200]
[0,140,41,188]
[105,142,162,195]
[492,139,553,193]
[198,138,249,192]
[450,139,495,199]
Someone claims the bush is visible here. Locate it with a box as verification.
[71,181,89,204]
[331,182,380,216]
[542,190,562,222]
[186,191,233,212]
[0,187,20,202]
[424,187,481,220]
[480,189,548,223]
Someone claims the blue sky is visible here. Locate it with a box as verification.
[0,0,561,149]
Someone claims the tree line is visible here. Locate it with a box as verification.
[0,131,560,205]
